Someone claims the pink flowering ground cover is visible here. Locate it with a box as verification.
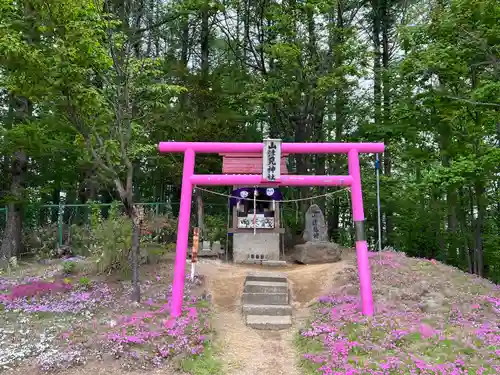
[296,251,500,375]
[0,261,216,373]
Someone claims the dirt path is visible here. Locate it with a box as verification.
[197,255,354,375]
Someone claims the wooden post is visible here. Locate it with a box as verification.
[195,189,204,240]
[191,227,199,281]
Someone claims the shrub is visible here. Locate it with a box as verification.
[67,224,93,256]
[65,202,134,275]
[204,215,226,244]
[165,243,176,252]
[23,224,58,258]
[78,276,91,289]
[63,260,76,274]
[92,213,133,275]
[141,214,177,244]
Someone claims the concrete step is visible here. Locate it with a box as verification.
[197,250,219,257]
[245,271,287,283]
[242,304,292,316]
[246,315,292,330]
[262,260,287,267]
[244,280,288,294]
[242,292,288,305]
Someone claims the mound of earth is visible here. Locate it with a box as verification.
[297,250,500,375]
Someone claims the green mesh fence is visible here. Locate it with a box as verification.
[0,202,228,257]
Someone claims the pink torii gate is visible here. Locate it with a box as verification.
[158,141,385,318]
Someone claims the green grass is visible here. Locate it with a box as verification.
[181,344,223,375]
[294,331,324,375]
[196,299,210,309]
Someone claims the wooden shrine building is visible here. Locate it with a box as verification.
[220,152,288,264]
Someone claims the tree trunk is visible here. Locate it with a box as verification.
[243,0,250,62]
[470,67,484,276]
[329,195,341,242]
[381,0,393,245]
[329,1,346,242]
[371,0,382,126]
[179,13,190,109]
[1,92,31,264]
[200,1,210,85]
[0,151,27,263]
[131,206,142,302]
[294,112,311,222]
[474,181,485,277]
[439,124,458,263]
[458,188,472,273]
[198,0,210,119]
[196,189,204,240]
[115,170,141,302]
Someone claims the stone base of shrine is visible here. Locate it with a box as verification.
[233,232,280,264]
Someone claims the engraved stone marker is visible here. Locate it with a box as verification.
[303,204,328,242]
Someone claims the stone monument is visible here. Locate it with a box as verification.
[293,204,343,264]
[211,241,222,254]
[197,240,220,258]
[302,204,329,242]
[201,240,211,252]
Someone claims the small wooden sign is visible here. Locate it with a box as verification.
[192,227,200,263]
[262,139,281,181]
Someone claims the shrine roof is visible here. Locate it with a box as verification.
[219,153,289,174]
[218,152,290,157]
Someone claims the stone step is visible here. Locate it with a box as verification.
[262,260,287,267]
[242,292,288,305]
[246,315,292,330]
[242,304,292,316]
[245,271,287,283]
[244,281,288,294]
[196,250,219,257]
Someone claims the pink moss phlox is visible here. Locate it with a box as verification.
[303,353,327,364]
[367,252,402,268]
[418,323,436,338]
[105,287,209,364]
[1,280,72,301]
[485,296,500,314]
[0,280,113,313]
[301,281,500,375]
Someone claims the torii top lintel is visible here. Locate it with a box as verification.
[158,142,385,154]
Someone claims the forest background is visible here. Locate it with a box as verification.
[0,0,499,284]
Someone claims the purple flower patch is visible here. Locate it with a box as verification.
[299,251,500,375]
[1,270,211,371]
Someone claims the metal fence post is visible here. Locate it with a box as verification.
[58,192,66,248]
[58,206,63,247]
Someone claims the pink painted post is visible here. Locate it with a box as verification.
[347,149,374,316]
[170,148,195,318]
[158,142,385,154]
[190,174,353,186]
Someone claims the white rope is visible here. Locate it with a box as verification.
[253,188,257,235]
[194,186,350,203]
